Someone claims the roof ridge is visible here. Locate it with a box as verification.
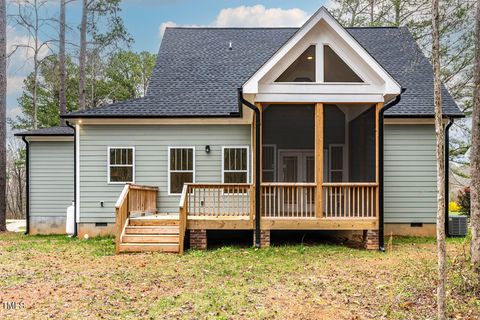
[166,27,299,30]
[166,26,403,31]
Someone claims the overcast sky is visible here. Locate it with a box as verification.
[5,0,327,125]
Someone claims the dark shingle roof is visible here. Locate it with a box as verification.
[64,26,462,118]
[14,126,74,136]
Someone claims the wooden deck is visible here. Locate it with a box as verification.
[115,183,378,253]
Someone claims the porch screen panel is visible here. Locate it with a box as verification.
[349,108,376,182]
[169,147,194,194]
[262,104,315,183]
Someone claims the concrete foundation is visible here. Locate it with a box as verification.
[29,216,66,235]
[77,223,116,238]
[384,223,436,237]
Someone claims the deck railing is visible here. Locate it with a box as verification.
[322,183,378,218]
[114,184,158,253]
[261,183,316,218]
[183,183,253,218]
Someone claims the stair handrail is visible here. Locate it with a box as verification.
[178,184,189,254]
[115,184,131,253]
[115,183,159,254]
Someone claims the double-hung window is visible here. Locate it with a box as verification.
[222,147,249,184]
[108,147,135,183]
[168,147,195,195]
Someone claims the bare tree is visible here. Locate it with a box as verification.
[0,0,6,232]
[59,0,66,123]
[79,0,88,110]
[6,138,25,219]
[432,0,447,318]
[471,0,480,271]
[9,0,54,129]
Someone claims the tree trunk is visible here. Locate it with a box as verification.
[79,0,87,110]
[0,0,6,232]
[32,1,39,130]
[370,0,374,26]
[394,0,401,26]
[470,0,480,271]
[432,0,447,318]
[59,0,66,124]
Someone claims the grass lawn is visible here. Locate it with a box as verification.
[0,233,479,319]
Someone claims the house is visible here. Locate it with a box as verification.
[16,7,463,253]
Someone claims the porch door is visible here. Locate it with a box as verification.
[278,150,314,215]
[278,150,314,182]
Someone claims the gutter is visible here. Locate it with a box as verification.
[238,88,261,248]
[379,89,405,251]
[65,121,78,237]
[445,117,454,237]
[21,136,30,235]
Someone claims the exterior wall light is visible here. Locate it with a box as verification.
[205,145,211,154]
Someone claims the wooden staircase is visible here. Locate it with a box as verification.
[118,215,182,253]
[115,184,186,254]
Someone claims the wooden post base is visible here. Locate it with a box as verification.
[190,229,207,250]
[253,230,271,248]
[363,229,379,250]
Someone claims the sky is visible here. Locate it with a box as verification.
[5,0,328,124]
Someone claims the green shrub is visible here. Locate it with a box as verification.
[457,187,470,216]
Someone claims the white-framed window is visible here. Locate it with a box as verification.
[168,147,195,195]
[222,146,249,184]
[108,147,135,184]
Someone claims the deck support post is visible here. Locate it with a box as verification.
[190,229,207,250]
[315,103,324,218]
[363,229,379,250]
[253,229,270,247]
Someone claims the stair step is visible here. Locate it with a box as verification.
[122,234,179,243]
[125,226,179,235]
[129,219,179,226]
[118,243,179,253]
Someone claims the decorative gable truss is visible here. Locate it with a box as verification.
[243,7,401,103]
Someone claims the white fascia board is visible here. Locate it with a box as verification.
[243,7,401,95]
[255,93,384,103]
[243,7,327,94]
[25,136,74,142]
[258,83,384,95]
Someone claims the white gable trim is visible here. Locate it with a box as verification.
[242,7,401,96]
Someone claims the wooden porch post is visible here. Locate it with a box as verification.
[253,103,263,225]
[375,102,383,223]
[315,103,324,218]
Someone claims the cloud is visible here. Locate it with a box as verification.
[159,20,202,38]
[7,106,23,121]
[213,5,309,27]
[7,75,25,95]
[7,25,51,72]
[159,5,309,37]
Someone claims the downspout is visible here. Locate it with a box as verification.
[445,117,454,237]
[379,89,405,251]
[65,121,77,237]
[238,88,261,248]
[21,136,30,235]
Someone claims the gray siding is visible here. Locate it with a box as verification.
[29,141,74,217]
[384,124,437,223]
[79,125,251,223]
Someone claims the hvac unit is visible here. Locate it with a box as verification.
[448,215,468,237]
